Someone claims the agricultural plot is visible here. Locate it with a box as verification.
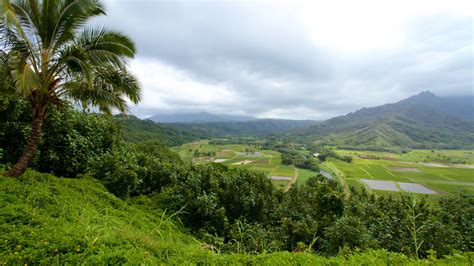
[175,141,318,189]
[326,149,474,195]
[338,149,474,164]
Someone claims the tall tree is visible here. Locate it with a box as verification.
[0,0,140,177]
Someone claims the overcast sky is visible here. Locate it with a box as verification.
[93,0,473,120]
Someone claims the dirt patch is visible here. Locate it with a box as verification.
[232,160,253,165]
[213,159,227,163]
[392,167,422,173]
[383,157,399,161]
[250,159,269,165]
[217,151,233,157]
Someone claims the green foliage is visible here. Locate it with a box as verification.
[2,171,472,264]
[280,176,345,251]
[1,94,473,262]
[1,0,141,176]
[87,144,183,198]
[343,189,474,257]
[115,115,202,146]
[170,119,318,137]
[156,164,278,236]
[0,97,121,178]
[322,216,375,254]
[35,108,121,177]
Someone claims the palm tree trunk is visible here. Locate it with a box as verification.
[6,114,44,177]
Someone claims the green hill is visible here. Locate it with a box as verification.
[285,92,474,150]
[117,115,317,145]
[2,170,472,264]
[114,115,202,146]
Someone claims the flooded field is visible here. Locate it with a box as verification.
[269,176,293,181]
[361,179,399,191]
[361,179,439,194]
[398,182,438,194]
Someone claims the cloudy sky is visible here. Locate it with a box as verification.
[93,0,473,120]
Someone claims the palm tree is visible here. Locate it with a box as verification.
[0,0,141,177]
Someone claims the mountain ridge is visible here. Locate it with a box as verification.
[285,91,474,150]
[149,112,259,123]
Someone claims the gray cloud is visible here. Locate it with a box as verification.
[93,1,473,119]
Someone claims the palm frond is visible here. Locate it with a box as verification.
[64,64,140,114]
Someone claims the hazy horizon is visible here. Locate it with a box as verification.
[93,0,473,120]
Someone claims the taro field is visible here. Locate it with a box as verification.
[174,140,318,190]
[324,150,474,196]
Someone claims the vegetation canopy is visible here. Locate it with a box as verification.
[0,0,140,177]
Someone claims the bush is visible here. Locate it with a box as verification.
[0,97,121,178]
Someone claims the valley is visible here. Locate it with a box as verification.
[175,141,474,195]
[1,1,473,263]
[174,140,318,190]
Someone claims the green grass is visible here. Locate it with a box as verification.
[271,165,294,177]
[297,169,319,186]
[1,170,473,264]
[0,170,201,264]
[338,149,474,164]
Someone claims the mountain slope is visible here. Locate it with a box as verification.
[114,115,202,145]
[118,115,318,145]
[286,92,474,150]
[150,112,257,123]
[398,91,474,121]
[172,119,318,137]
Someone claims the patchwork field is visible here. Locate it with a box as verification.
[325,149,474,196]
[174,141,318,190]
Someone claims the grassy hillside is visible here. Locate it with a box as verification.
[0,170,202,264]
[2,170,472,264]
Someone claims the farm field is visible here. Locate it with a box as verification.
[174,140,318,189]
[337,149,474,165]
[325,149,474,195]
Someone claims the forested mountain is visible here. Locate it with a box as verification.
[114,115,203,146]
[285,91,474,150]
[150,112,258,123]
[119,115,318,145]
[398,91,474,121]
[172,119,318,136]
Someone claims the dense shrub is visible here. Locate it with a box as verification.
[0,97,121,178]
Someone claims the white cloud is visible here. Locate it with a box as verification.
[128,57,243,116]
[96,0,473,119]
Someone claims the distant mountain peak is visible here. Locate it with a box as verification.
[285,91,474,149]
[398,90,440,106]
[418,90,436,97]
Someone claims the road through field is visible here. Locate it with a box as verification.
[324,162,350,195]
[283,167,298,192]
